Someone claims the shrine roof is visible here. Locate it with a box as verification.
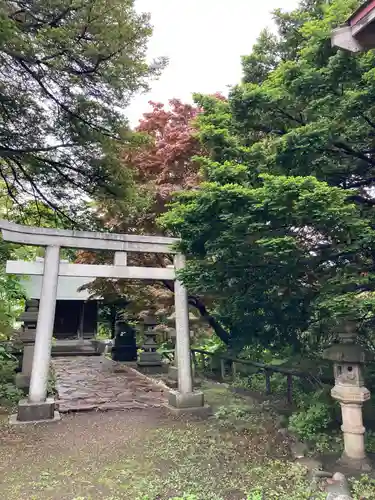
[348,0,375,26]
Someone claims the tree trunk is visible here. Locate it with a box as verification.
[110,306,117,339]
[161,278,232,345]
[188,295,231,345]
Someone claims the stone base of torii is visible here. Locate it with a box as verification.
[0,220,209,424]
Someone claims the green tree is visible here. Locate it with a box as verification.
[161,0,375,351]
[0,180,84,337]
[0,183,32,337]
[0,0,165,223]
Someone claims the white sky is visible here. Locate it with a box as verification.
[126,0,299,127]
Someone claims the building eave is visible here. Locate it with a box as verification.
[348,0,375,26]
[332,1,375,52]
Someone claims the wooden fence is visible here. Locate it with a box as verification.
[162,348,321,405]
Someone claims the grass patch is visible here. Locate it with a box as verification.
[94,423,313,500]
[0,381,373,499]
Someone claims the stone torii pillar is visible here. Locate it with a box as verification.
[168,254,207,413]
[29,246,60,403]
[12,245,61,423]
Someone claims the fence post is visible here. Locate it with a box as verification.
[190,351,195,378]
[287,374,293,404]
[265,370,271,395]
[232,361,237,379]
[191,350,197,369]
[220,358,225,380]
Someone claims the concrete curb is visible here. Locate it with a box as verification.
[126,365,171,393]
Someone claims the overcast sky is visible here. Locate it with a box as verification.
[126,0,299,127]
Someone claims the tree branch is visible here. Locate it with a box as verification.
[0,144,75,156]
[187,295,231,345]
[12,158,78,226]
[18,59,118,139]
[348,194,375,206]
[333,141,375,167]
[347,177,375,189]
[152,254,231,344]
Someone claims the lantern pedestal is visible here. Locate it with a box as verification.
[333,387,372,471]
[323,322,373,472]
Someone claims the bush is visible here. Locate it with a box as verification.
[0,382,23,405]
[0,346,18,382]
[288,402,332,442]
[365,430,375,453]
[214,403,253,421]
[351,474,375,500]
[0,344,23,406]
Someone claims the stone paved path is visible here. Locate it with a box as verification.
[52,356,167,413]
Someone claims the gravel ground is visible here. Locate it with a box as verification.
[0,409,169,500]
[0,383,298,500]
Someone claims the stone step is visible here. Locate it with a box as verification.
[52,350,100,357]
[51,340,100,357]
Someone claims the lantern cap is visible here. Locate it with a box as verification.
[323,343,372,363]
[143,314,158,326]
[334,319,358,344]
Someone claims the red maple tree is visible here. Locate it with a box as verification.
[126,98,203,225]
[77,96,231,344]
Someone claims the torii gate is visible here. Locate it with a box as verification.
[0,220,206,423]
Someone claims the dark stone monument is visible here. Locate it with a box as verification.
[111,316,137,362]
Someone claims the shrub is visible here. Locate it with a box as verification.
[0,382,23,405]
[365,429,375,453]
[247,460,326,500]
[351,474,375,500]
[0,344,23,406]
[288,402,332,442]
[214,403,253,421]
[0,347,18,383]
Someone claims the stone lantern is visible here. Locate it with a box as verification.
[15,299,39,389]
[323,320,372,471]
[137,314,163,371]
